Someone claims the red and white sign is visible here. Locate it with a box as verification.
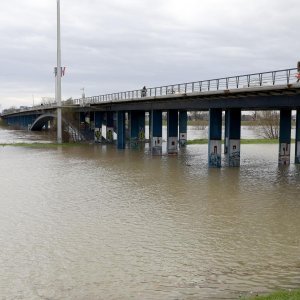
[54,67,66,77]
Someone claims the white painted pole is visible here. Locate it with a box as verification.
[56,0,62,144]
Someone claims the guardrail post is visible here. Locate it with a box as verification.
[209,108,222,167]
[279,109,291,165]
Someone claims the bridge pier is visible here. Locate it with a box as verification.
[208,108,222,167]
[79,112,85,129]
[117,111,126,149]
[106,111,114,143]
[129,111,145,146]
[224,110,229,154]
[226,108,241,167]
[167,109,178,155]
[179,110,187,146]
[295,109,300,164]
[279,109,291,165]
[94,112,103,143]
[150,110,163,155]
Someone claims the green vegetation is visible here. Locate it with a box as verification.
[187,139,208,144]
[0,118,7,127]
[187,138,295,145]
[0,142,90,148]
[243,289,300,300]
[241,139,279,144]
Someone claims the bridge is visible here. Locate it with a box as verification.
[1,67,300,167]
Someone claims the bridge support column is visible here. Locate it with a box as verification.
[224,110,229,154]
[167,109,178,155]
[79,112,85,130]
[129,111,145,146]
[295,109,300,164]
[226,108,241,167]
[209,108,222,168]
[106,111,114,143]
[279,109,291,165]
[179,110,187,146]
[94,112,103,143]
[117,111,126,149]
[150,110,162,155]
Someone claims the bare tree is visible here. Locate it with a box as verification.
[256,111,279,139]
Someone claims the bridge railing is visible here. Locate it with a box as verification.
[2,68,299,116]
[72,68,299,105]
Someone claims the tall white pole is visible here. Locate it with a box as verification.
[56,0,62,144]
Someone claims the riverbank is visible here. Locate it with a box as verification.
[243,289,300,299]
[0,142,87,148]
[0,138,294,148]
[187,138,295,145]
[0,118,7,127]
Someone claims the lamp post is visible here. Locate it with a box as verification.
[56,0,62,144]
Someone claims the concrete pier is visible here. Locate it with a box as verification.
[179,110,187,146]
[226,108,241,167]
[279,109,291,165]
[117,111,126,149]
[296,109,300,164]
[167,110,178,154]
[129,111,145,146]
[209,108,222,167]
[151,110,162,154]
[94,112,103,143]
[224,110,229,154]
[106,111,114,143]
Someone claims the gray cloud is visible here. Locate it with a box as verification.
[1,0,300,109]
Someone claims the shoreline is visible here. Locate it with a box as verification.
[243,289,300,299]
[0,138,294,148]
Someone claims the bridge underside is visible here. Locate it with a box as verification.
[31,115,54,131]
[30,116,54,131]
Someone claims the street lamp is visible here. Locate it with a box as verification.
[56,0,62,144]
[81,87,85,99]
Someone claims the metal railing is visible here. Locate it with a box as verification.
[73,68,299,106]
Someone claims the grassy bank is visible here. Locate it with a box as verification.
[0,138,295,148]
[187,139,295,145]
[0,118,7,127]
[243,289,300,299]
[0,142,88,148]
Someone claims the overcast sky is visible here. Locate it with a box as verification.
[0,0,299,109]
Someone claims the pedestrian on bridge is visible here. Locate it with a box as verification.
[141,86,147,97]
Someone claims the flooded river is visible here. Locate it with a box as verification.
[0,127,300,299]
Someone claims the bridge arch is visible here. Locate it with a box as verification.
[30,113,57,131]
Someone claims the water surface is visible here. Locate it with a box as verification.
[0,128,300,300]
